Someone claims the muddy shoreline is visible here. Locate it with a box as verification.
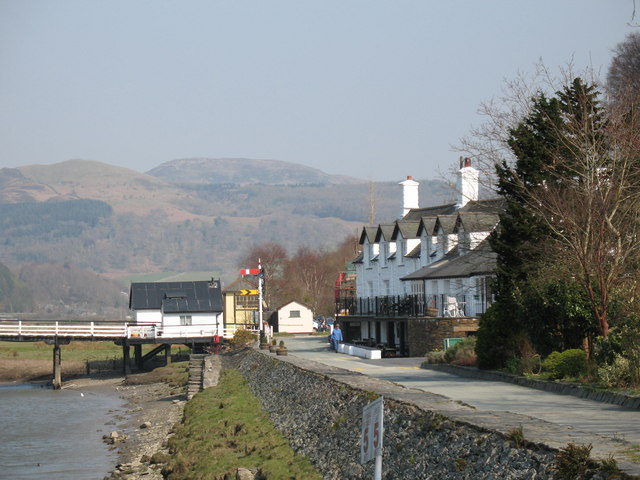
[58,373,186,480]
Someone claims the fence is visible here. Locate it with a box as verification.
[336,294,491,318]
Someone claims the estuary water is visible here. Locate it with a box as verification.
[0,383,125,480]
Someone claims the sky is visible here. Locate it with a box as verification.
[0,1,635,182]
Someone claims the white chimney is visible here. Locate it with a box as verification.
[399,175,419,217]
[456,157,479,209]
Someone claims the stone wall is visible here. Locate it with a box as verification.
[408,317,479,356]
[231,349,559,480]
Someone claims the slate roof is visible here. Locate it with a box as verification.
[456,212,500,233]
[434,215,458,235]
[406,242,421,258]
[401,240,496,280]
[401,203,457,222]
[391,221,420,240]
[458,198,505,215]
[417,217,438,236]
[222,277,258,293]
[129,279,223,313]
[375,224,395,242]
[359,226,379,245]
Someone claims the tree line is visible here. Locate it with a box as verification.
[238,236,358,317]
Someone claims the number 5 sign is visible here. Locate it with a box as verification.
[360,396,384,465]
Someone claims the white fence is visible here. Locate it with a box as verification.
[0,321,258,340]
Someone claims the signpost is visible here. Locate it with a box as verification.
[361,396,383,479]
[240,261,264,333]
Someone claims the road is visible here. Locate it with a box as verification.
[283,334,640,446]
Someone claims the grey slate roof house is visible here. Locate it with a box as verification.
[337,159,504,356]
[129,279,224,338]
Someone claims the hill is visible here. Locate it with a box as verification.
[147,157,362,186]
[0,158,452,313]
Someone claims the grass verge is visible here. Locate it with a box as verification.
[163,369,322,480]
[0,340,190,382]
[125,361,189,387]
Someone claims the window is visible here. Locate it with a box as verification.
[180,315,192,326]
[235,294,258,309]
[290,310,301,318]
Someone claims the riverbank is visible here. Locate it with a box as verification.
[60,372,187,480]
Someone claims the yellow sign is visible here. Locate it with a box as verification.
[239,289,259,296]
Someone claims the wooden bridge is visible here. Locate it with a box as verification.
[0,318,256,388]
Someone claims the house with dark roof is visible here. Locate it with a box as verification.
[336,158,504,356]
[129,278,224,338]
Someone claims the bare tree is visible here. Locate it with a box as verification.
[608,32,640,103]
[461,68,640,339]
[238,242,289,309]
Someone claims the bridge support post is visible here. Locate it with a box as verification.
[134,344,143,370]
[122,339,131,376]
[165,344,172,365]
[52,338,62,390]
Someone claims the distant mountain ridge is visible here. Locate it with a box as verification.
[146,157,363,185]
[0,158,452,305]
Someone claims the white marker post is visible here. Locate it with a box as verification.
[361,396,383,480]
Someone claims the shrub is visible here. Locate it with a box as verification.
[422,351,445,365]
[229,329,257,346]
[553,443,593,479]
[507,425,525,448]
[597,355,632,388]
[542,349,587,380]
[594,315,640,388]
[444,336,477,366]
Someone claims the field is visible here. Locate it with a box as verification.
[0,340,188,382]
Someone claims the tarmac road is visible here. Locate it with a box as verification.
[283,334,640,446]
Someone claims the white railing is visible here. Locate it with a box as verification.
[0,321,128,338]
[0,321,259,340]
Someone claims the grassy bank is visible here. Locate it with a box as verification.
[0,340,189,382]
[162,369,322,480]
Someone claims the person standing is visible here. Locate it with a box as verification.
[331,323,343,352]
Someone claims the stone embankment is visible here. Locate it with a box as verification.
[233,349,575,480]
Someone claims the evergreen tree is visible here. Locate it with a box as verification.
[479,79,607,367]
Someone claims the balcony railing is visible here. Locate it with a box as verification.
[336,294,491,318]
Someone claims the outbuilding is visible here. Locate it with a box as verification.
[275,301,313,333]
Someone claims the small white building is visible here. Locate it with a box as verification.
[129,279,224,338]
[276,301,313,333]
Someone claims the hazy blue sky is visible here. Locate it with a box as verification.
[0,1,634,181]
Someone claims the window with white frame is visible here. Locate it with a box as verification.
[180,315,192,326]
[290,310,301,318]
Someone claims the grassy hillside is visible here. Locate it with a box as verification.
[18,159,202,219]
[1,158,453,313]
[147,157,361,185]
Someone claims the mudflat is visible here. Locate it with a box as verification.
[62,373,186,480]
